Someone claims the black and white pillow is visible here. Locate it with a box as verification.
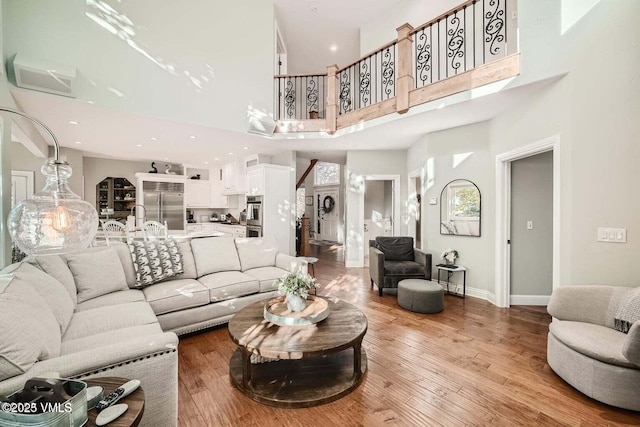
[128,238,184,288]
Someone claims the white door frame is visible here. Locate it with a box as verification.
[407,168,421,248]
[11,170,35,206]
[364,174,401,236]
[495,135,561,308]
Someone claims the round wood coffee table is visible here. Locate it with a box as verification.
[228,297,368,408]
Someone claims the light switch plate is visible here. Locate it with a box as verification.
[527,221,533,230]
[428,198,437,205]
[597,227,627,243]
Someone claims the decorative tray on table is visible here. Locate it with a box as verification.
[263,296,330,326]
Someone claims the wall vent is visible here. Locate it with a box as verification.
[12,54,77,98]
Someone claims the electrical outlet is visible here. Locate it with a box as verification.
[527,221,533,230]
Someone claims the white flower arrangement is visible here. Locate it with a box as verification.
[441,249,459,263]
[276,270,318,299]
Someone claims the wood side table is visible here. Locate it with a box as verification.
[85,377,145,427]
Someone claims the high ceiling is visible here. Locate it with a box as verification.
[6,0,548,168]
[274,0,399,74]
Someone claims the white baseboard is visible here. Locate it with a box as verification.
[509,295,550,306]
[345,261,364,268]
[441,283,496,304]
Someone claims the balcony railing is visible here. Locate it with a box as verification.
[273,74,327,121]
[338,42,397,115]
[414,0,508,88]
[274,0,517,134]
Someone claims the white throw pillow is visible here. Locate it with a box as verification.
[0,274,61,381]
[235,236,279,271]
[25,255,77,304]
[6,262,75,333]
[66,247,128,304]
[191,236,241,277]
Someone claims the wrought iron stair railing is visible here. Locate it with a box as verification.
[273,0,517,134]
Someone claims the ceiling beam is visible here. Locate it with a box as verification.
[296,159,318,189]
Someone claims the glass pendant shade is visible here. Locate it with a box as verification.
[7,160,98,255]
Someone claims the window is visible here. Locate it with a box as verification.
[315,162,340,186]
[296,187,306,219]
[448,185,480,220]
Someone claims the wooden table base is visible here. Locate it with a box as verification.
[230,347,367,408]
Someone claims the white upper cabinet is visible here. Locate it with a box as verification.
[223,160,245,195]
[185,180,211,208]
[246,167,265,196]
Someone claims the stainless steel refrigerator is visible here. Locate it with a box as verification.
[142,181,185,230]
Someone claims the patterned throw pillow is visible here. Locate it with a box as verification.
[614,287,640,334]
[128,238,184,288]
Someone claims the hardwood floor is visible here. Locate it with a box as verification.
[177,244,640,426]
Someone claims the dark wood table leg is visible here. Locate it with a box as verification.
[353,340,362,379]
[241,349,252,390]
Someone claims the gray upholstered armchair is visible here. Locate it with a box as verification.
[369,236,431,296]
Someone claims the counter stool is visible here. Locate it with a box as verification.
[298,256,319,277]
[397,279,444,314]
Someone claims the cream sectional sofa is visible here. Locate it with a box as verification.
[0,236,304,427]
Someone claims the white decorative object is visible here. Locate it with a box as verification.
[441,248,459,264]
[286,292,307,312]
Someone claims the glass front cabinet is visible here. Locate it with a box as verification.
[96,177,136,222]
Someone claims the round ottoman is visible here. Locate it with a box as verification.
[397,279,444,314]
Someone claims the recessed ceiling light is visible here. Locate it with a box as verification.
[68,120,79,125]
[330,44,338,52]
[87,100,95,104]
[74,141,81,145]
[214,157,219,161]
[136,144,143,147]
[150,137,158,141]
[164,157,169,161]
[189,135,197,139]
[204,161,209,165]
[228,152,234,155]
[243,146,249,150]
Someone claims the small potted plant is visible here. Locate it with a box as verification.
[276,270,318,312]
[441,248,459,265]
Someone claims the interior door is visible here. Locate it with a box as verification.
[315,187,339,242]
[11,171,35,207]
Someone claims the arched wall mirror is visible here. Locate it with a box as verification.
[440,179,481,237]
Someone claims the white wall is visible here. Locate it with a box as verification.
[3,0,275,131]
[407,121,493,290]
[406,0,640,293]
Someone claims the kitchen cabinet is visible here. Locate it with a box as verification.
[210,174,228,208]
[185,180,211,208]
[246,164,294,254]
[223,160,245,195]
[246,167,264,196]
[186,224,202,232]
[233,226,247,238]
[96,177,136,221]
[244,154,271,169]
[212,224,234,236]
